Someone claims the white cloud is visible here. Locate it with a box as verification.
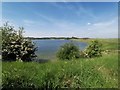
[23,20,35,24]
[75,3,97,20]
[87,17,118,38]
[87,23,91,25]
[23,17,118,38]
[3,13,117,38]
[23,19,36,26]
[93,18,117,27]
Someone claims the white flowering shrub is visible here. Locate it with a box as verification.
[1,22,37,61]
[84,40,102,58]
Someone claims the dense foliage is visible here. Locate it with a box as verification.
[83,40,102,58]
[1,23,37,61]
[57,42,80,60]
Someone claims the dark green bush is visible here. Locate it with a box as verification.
[1,22,37,61]
[84,40,102,58]
[57,42,80,60]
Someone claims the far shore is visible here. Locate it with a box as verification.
[24,37,118,43]
[24,37,90,40]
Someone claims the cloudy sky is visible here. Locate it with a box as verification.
[2,2,118,38]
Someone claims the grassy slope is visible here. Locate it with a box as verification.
[2,39,119,88]
[0,30,2,59]
[0,31,1,47]
[0,31,1,41]
[72,38,118,50]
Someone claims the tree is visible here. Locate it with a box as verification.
[1,22,37,61]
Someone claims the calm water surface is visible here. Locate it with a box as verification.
[33,40,87,60]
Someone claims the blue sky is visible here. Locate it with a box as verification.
[2,2,118,38]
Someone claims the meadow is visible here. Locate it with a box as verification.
[2,38,119,88]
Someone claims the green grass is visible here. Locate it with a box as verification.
[0,31,2,54]
[2,38,119,88]
[0,31,1,48]
[72,38,119,50]
[0,30,1,40]
[2,52,118,88]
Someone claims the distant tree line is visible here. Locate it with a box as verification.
[24,37,90,40]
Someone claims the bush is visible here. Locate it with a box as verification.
[84,40,102,58]
[1,22,37,61]
[57,42,80,60]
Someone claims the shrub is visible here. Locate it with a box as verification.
[1,22,37,61]
[84,40,102,58]
[57,42,80,60]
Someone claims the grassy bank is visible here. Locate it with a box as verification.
[72,38,118,50]
[2,52,118,88]
[2,39,119,88]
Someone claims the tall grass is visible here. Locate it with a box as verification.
[2,52,118,88]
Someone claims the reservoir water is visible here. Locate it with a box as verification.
[33,40,87,60]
